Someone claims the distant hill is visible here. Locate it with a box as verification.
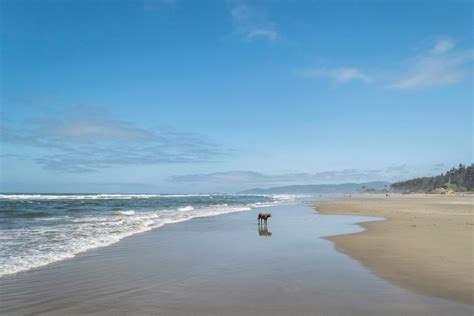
[391,164,473,193]
[238,181,390,194]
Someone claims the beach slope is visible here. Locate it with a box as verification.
[314,194,474,304]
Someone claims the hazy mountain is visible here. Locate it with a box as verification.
[238,181,390,194]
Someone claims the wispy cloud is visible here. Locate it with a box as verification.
[247,29,278,41]
[168,166,416,185]
[384,163,410,173]
[431,38,455,54]
[1,107,224,173]
[229,1,278,42]
[298,37,472,89]
[297,67,371,84]
[389,38,473,89]
[34,118,155,143]
[0,153,25,159]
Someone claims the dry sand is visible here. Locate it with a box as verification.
[314,194,474,305]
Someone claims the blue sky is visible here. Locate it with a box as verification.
[1,0,472,193]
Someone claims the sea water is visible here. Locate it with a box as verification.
[0,193,290,277]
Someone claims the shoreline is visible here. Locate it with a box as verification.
[0,194,272,278]
[2,202,471,315]
[314,194,474,305]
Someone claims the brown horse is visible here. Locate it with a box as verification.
[258,212,272,225]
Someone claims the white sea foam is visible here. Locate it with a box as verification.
[0,193,300,201]
[249,202,278,208]
[177,206,194,211]
[34,217,65,221]
[0,204,253,277]
[158,194,211,198]
[112,210,136,216]
[0,193,300,278]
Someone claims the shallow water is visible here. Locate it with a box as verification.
[0,193,280,277]
[0,202,472,315]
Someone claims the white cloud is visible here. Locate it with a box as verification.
[40,120,155,143]
[390,38,473,89]
[168,163,450,186]
[1,108,224,172]
[431,38,454,54]
[168,168,406,185]
[298,37,472,89]
[298,67,371,84]
[229,1,278,42]
[246,29,278,41]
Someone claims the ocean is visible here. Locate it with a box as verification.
[0,193,289,277]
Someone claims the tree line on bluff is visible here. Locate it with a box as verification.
[390,164,474,193]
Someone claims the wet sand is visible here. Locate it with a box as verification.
[315,194,474,305]
[1,202,472,315]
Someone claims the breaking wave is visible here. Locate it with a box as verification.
[0,194,294,277]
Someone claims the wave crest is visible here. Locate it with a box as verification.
[177,206,194,211]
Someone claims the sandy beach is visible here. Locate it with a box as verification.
[314,194,474,305]
[1,201,472,315]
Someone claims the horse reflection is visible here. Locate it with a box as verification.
[258,225,272,237]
